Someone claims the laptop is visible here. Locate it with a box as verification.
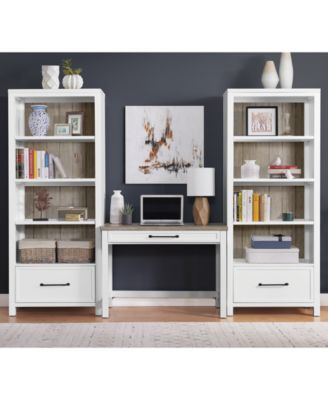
[140,195,184,225]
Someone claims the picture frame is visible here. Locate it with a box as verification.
[66,111,84,135]
[246,106,278,136]
[54,123,71,136]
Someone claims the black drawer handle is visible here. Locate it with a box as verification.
[148,235,180,238]
[258,283,289,287]
[40,283,70,287]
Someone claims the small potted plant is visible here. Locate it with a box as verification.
[62,59,84,89]
[33,188,53,221]
[121,203,134,225]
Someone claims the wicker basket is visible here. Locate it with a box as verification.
[18,239,56,263]
[57,240,95,263]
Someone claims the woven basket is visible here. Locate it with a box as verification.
[57,240,95,263]
[18,239,56,263]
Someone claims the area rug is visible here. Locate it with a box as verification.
[1,322,328,347]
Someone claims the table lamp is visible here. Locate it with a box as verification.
[187,168,215,226]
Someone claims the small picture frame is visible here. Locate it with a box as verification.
[66,111,84,136]
[54,123,71,136]
[246,106,278,136]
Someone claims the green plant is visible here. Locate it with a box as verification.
[121,203,134,216]
[62,59,82,76]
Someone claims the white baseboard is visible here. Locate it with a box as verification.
[1,294,328,307]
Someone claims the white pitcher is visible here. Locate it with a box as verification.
[110,190,124,224]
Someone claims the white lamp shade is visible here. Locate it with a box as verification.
[187,168,215,197]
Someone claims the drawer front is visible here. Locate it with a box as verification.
[234,267,313,303]
[107,231,219,243]
[16,267,95,303]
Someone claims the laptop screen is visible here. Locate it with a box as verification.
[142,196,182,221]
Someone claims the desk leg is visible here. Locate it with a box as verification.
[102,234,109,318]
[219,233,227,318]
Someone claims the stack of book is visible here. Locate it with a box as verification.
[268,164,302,178]
[233,190,271,222]
[16,147,67,179]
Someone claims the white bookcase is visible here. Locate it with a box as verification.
[223,89,320,316]
[8,89,105,316]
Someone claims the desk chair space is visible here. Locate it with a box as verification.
[100,224,227,318]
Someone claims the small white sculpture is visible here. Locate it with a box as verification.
[272,156,282,166]
[285,170,295,179]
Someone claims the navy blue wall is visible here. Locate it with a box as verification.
[0,53,327,293]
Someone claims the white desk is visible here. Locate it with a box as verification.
[101,224,227,318]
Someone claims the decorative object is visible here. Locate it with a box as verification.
[57,207,88,221]
[62,59,83,89]
[18,239,56,264]
[279,52,293,88]
[187,168,215,226]
[41,65,60,89]
[33,188,52,221]
[272,156,282,166]
[28,105,50,136]
[282,212,294,221]
[66,111,84,135]
[285,169,295,179]
[57,240,95,263]
[110,190,124,224]
[246,106,278,136]
[125,106,204,184]
[54,123,71,136]
[121,203,134,225]
[283,112,291,135]
[261,60,279,88]
[241,160,260,179]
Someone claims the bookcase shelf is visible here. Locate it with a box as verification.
[224,89,320,317]
[9,89,105,316]
[16,136,95,142]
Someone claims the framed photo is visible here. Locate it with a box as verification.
[54,123,71,136]
[66,111,84,135]
[246,106,278,136]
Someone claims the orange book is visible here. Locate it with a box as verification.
[253,192,260,221]
[33,150,37,179]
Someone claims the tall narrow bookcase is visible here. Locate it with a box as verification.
[8,89,105,316]
[223,89,320,316]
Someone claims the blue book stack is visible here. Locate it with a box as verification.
[251,234,292,249]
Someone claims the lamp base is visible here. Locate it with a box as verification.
[192,197,210,226]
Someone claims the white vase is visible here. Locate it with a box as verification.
[241,160,260,179]
[261,61,279,88]
[62,74,84,89]
[42,65,60,89]
[110,190,124,224]
[279,52,293,88]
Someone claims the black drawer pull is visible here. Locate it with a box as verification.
[148,235,179,239]
[258,283,289,287]
[40,283,70,287]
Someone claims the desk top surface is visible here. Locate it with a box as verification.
[101,223,227,231]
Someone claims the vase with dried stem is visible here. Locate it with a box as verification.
[33,188,53,221]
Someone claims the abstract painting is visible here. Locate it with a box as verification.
[125,106,204,183]
[246,106,278,136]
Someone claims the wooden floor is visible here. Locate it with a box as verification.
[0,306,327,323]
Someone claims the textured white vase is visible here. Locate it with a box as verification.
[42,65,60,89]
[241,160,260,179]
[62,74,84,89]
[110,190,124,224]
[261,61,279,88]
[279,52,293,88]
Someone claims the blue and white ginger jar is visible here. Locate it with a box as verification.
[28,105,49,136]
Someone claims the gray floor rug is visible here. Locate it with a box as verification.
[1,322,328,347]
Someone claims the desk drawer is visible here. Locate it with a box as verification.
[107,231,219,244]
[16,266,95,303]
[234,267,313,303]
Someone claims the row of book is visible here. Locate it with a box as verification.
[268,164,302,178]
[16,148,67,179]
[233,190,271,222]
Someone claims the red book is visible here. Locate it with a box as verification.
[28,148,34,179]
[269,165,298,169]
